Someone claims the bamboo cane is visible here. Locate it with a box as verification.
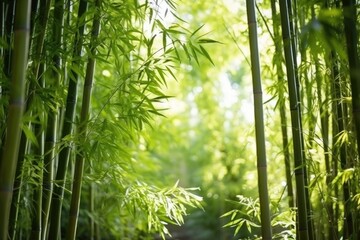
[66,0,101,238]
[6,1,51,238]
[341,0,359,237]
[313,43,336,239]
[341,2,360,134]
[2,0,15,79]
[0,1,15,164]
[279,0,309,239]
[246,1,272,239]
[0,0,31,238]
[48,0,88,238]
[329,45,352,239]
[31,114,45,240]
[330,51,349,240]
[270,0,294,209]
[42,1,64,238]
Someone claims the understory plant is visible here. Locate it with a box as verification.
[222,195,296,240]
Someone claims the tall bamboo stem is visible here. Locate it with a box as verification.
[8,129,27,240]
[2,0,14,79]
[342,0,360,158]
[313,49,337,239]
[67,0,101,238]
[0,0,15,164]
[331,50,349,239]
[7,1,51,238]
[330,52,340,238]
[48,0,88,238]
[0,0,31,238]
[279,0,309,239]
[246,1,272,239]
[341,0,359,237]
[42,1,64,238]
[270,0,294,208]
[31,84,45,240]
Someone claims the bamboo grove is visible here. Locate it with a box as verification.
[1,0,360,239]
[0,0,212,239]
[233,0,360,239]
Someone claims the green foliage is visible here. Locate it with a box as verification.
[122,181,203,239]
[0,0,217,238]
[300,8,346,60]
[1,0,360,239]
[222,195,296,240]
[271,209,296,239]
[222,195,261,237]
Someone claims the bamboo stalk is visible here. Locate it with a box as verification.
[42,1,63,238]
[42,107,57,240]
[270,0,294,209]
[329,4,352,226]
[292,2,315,238]
[8,129,28,240]
[31,123,44,240]
[296,3,316,239]
[31,0,51,81]
[341,3,360,155]
[0,3,3,56]
[331,50,349,239]
[6,1,51,238]
[48,0,88,238]
[278,0,309,239]
[0,2,5,149]
[313,47,337,239]
[341,0,359,237]
[245,1,272,239]
[0,1,15,164]
[29,2,50,238]
[67,0,101,238]
[0,0,31,238]
[90,182,95,240]
[2,0,15,79]
[30,63,46,240]
[330,51,340,238]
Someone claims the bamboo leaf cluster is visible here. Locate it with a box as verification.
[221,0,360,239]
[0,0,213,239]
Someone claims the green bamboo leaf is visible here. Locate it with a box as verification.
[170,10,188,23]
[171,40,181,61]
[22,124,38,147]
[155,19,166,31]
[352,194,360,209]
[151,95,173,101]
[234,222,242,235]
[157,68,166,85]
[165,66,177,80]
[162,31,167,51]
[167,28,185,35]
[190,24,205,37]
[220,209,236,218]
[341,168,354,184]
[222,218,241,228]
[334,130,349,146]
[231,210,237,220]
[188,42,199,65]
[246,220,252,233]
[197,38,221,44]
[181,43,191,61]
[199,45,214,65]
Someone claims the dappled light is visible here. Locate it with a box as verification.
[0,0,359,240]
